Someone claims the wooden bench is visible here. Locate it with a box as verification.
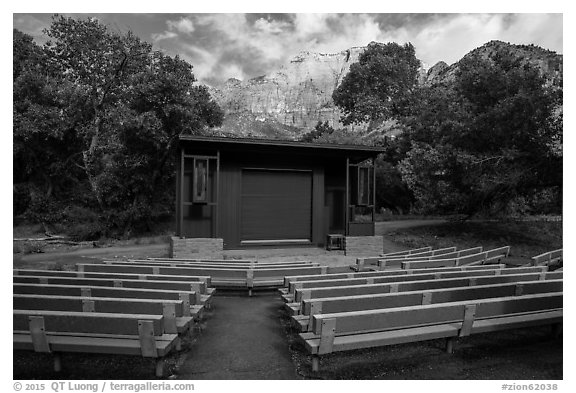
[284,263,504,290]
[399,247,511,270]
[13,274,211,308]
[14,294,194,335]
[281,264,508,302]
[355,247,484,271]
[353,247,456,271]
[147,258,256,263]
[381,246,432,257]
[13,310,178,377]
[284,267,546,314]
[123,260,319,269]
[12,283,205,321]
[374,247,485,269]
[531,249,563,266]
[291,266,549,304]
[292,269,560,305]
[14,269,212,288]
[141,258,315,265]
[294,278,563,331]
[77,263,327,295]
[300,291,562,371]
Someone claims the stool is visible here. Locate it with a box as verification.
[326,234,344,251]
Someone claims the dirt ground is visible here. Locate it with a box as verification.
[12,219,563,380]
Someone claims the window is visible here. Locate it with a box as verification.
[358,166,370,206]
[193,158,208,203]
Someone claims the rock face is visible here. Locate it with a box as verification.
[208,46,367,138]
[424,40,563,86]
[208,40,562,139]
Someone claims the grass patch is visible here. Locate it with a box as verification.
[385,220,562,259]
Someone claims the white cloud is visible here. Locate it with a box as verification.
[151,13,563,84]
[152,16,195,42]
[253,18,288,34]
[167,17,195,35]
[151,30,178,42]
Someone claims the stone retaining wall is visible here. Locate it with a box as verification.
[170,237,224,259]
[344,236,383,256]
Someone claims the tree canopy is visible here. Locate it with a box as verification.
[332,42,421,127]
[333,41,562,217]
[13,16,223,238]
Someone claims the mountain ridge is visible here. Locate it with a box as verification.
[206,40,562,140]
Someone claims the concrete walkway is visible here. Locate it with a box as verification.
[176,292,299,380]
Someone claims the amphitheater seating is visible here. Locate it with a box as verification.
[13,309,179,377]
[76,262,328,295]
[531,249,563,267]
[300,290,562,371]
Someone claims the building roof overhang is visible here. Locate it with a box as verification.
[178,135,385,162]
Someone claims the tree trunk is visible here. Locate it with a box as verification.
[82,114,105,210]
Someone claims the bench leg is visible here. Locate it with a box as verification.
[194,320,203,334]
[175,338,182,352]
[53,353,62,372]
[445,337,456,354]
[155,359,165,378]
[311,355,320,372]
[248,288,253,297]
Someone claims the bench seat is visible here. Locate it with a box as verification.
[14,331,179,357]
[301,309,562,355]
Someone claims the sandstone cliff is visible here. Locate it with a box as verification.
[207,40,562,139]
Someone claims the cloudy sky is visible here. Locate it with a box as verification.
[13,13,563,86]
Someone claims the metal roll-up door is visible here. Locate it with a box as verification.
[241,169,312,242]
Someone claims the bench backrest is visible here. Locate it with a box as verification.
[14,294,185,316]
[252,266,326,279]
[145,258,256,263]
[13,283,195,305]
[78,263,247,279]
[14,293,186,335]
[13,269,211,287]
[13,275,205,294]
[284,264,506,287]
[119,260,318,269]
[311,292,562,336]
[295,270,561,302]
[292,266,547,299]
[532,249,563,265]
[381,246,432,257]
[381,251,484,269]
[14,309,165,336]
[288,265,515,294]
[301,279,563,317]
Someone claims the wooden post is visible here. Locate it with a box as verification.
[53,353,62,372]
[311,355,320,372]
[215,150,220,238]
[345,157,349,236]
[318,318,336,355]
[372,157,376,223]
[551,323,562,339]
[155,359,165,378]
[247,269,254,297]
[445,337,456,354]
[460,304,477,337]
[138,320,158,358]
[179,148,184,238]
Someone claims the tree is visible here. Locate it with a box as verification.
[332,42,421,127]
[399,47,562,216]
[13,16,223,237]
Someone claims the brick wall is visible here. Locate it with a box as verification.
[170,237,224,259]
[344,236,384,256]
